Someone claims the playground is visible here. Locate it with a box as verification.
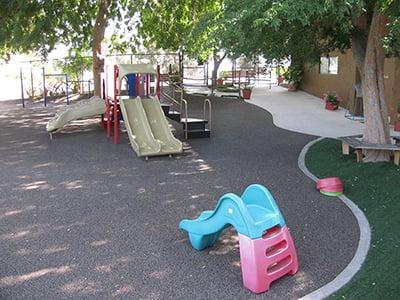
[0,85,362,299]
[2,1,400,299]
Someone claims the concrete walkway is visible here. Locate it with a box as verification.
[250,86,364,138]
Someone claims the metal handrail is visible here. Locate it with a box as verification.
[182,99,188,139]
[160,80,184,114]
[203,99,212,132]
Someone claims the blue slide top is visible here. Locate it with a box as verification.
[179,184,286,250]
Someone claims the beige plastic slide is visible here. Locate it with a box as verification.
[46,96,106,132]
[119,96,183,157]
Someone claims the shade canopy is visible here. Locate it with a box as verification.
[117,64,157,78]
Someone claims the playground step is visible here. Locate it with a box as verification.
[182,118,208,131]
[238,226,298,293]
[187,129,211,139]
[161,103,172,115]
[167,111,181,122]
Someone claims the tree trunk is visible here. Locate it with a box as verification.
[92,0,112,97]
[211,51,226,92]
[360,9,390,162]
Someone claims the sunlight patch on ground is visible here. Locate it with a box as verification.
[149,270,170,280]
[17,181,55,191]
[0,266,72,287]
[111,284,135,297]
[95,265,112,274]
[32,162,55,169]
[2,205,36,218]
[43,246,69,255]
[60,279,102,295]
[0,230,31,240]
[209,228,240,256]
[292,271,314,291]
[190,193,205,199]
[90,240,110,247]
[60,180,84,190]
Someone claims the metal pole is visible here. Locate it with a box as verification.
[88,80,91,97]
[65,74,69,105]
[43,67,46,106]
[30,67,34,99]
[206,63,209,86]
[179,50,183,80]
[20,69,25,108]
[157,65,161,99]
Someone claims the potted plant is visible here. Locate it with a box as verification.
[277,66,286,85]
[277,75,284,85]
[323,92,341,110]
[217,77,224,86]
[284,66,303,91]
[241,85,253,100]
[395,101,400,131]
[169,73,181,86]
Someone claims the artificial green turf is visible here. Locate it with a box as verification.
[305,138,400,300]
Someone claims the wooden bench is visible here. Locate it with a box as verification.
[338,135,400,166]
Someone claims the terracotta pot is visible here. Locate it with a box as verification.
[242,89,252,99]
[217,79,224,86]
[325,101,339,110]
[395,121,400,132]
[288,82,297,91]
[277,76,284,85]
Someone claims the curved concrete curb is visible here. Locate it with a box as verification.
[298,138,371,300]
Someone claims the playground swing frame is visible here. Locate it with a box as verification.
[43,70,70,106]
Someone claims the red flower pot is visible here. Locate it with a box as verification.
[395,121,400,132]
[325,101,339,110]
[242,89,252,100]
[217,79,224,86]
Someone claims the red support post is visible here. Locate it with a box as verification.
[113,65,119,144]
[157,65,161,99]
[146,74,149,96]
[106,66,111,138]
[100,73,105,129]
[135,74,140,97]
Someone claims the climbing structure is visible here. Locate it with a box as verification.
[179,184,298,294]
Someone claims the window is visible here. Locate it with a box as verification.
[320,56,338,75]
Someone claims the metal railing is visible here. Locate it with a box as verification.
[203,99,212,133]
[161,78,212,139]
[182,99,188,139]
[160,79,183,114]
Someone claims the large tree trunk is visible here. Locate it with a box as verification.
[352,9,390,162]
[92,0,112,97]
[362,9,390,161]
[211,51,226,92]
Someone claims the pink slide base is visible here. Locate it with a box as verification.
[238,226,298,294]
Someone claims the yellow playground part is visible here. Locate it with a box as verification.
[119,96,183,158]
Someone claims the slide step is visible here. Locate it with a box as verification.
[161,103,172,115]
[182,118,208,132]
[167,111,181,122]
[187,129,211,139]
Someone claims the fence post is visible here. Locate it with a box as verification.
[20,69,25,108]
[43,67,46,107]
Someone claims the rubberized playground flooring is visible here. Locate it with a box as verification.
[0,96,358,299]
